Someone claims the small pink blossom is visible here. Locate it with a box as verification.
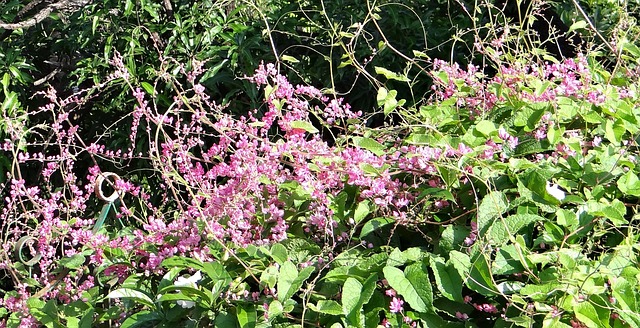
[389,297,404,313]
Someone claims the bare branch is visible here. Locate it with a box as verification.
[0,0,91,30]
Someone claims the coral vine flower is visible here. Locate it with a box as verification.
[389,297,404,313]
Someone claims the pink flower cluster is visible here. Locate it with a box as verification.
[431,55,611,119]
[0,59,488,325]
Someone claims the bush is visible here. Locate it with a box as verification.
[3,0,640,327]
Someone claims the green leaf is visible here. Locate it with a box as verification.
[277,261,298,302]
[384,265,431,312]
[493,245,526,275]
[412,50,429,58]
[28,298,59,328]
[107,288,154,308]
[342,274,377,328]
[2,72,10,91]
[475,120,496,137]
[261,265,279,289]
[556,209,578,228]
[140,82,154,95]
[66,317,80,328]
[215,311,239,328]
[78,307,94,328]
[156,292,198,304]
[376,87,406,115]
[521,171,561,206]
[359,163,385,176]
[120,311,161,328]
[513,103,545,130]
[312,300,343,315]
[449,251,471,279]
[376,87,388,107]
[486,214,541,245]
[201,261,231,285]
[405,262,433,311]
[439,226,471,252]
[157,284,211,305]
[281,55,300,63]
[383,92,398,115]
[267,300,284,320]
[587,200,627,226]
[467,253,498,296]
[352,137,385,156]
[374,67,410,82]
[59,254,85,269]
[158,267,182,292]
[514,136,548,156]
[611,280,640,326]
[2,92,18,113]
[277,261,314,302]
[568,20,588,32]
[338,59,353,68]
[477,191,509,236]
[200,59,229,83]
[342,277,364,327]
[574,301,609,328]
[289,121,319,133]
[360,217,394,238]
[162,256,230,284]
[354,200,371,223]
[430,257,463,302]
[617,171,640,197]
[622,40,640,58]
[237,303,257,328]
[271,243,288,264]
[605,119,625,144]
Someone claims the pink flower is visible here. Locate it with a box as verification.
[456,311,469,320]
[498,127,510,140]
[592,136,602,147]
[389,297,404,313]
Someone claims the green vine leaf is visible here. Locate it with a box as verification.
[383,265,432,312]
[107,288,154,308]
[342,274,377,328]
[477,191,509,236]
[290,120,319,133]
[277,261,314,302]
[352,136,385,155]
[430,257,463,302]
[374,67,410,82]
[237,304,257,328]
[487,214,542,245]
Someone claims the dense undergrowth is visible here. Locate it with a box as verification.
[2,0,640,327]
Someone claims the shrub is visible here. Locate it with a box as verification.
[3,0,640,327]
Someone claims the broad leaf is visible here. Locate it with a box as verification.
[270,243,288,264]
[107,288,154,308]
[237,303,257,328]
[59,254,86,269]
[487,214,541,245]
[430,257,463,302]
[277,261,314,302]
[466,253,498,296]
[290,120,319,133]
[342,274,377,328]
[311,300,343,315]
[383,265,431,312]
[353,137,385,156]
[374,67,410,82]
[477,191,509,236]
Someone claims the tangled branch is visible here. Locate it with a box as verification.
[0,0,92,30]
